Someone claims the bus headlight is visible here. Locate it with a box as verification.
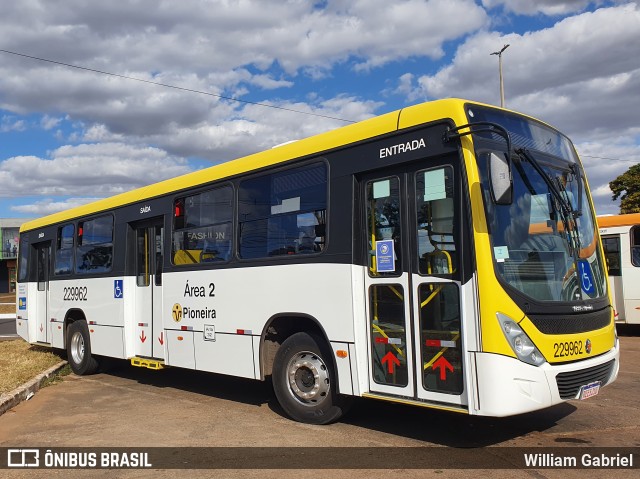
[497,313,546,366]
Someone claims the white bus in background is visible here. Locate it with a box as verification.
[598,213,640,324]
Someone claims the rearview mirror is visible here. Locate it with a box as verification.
[489,152,512,205]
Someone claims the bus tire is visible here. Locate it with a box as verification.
[66,321,99,375]
[272,332,348,425]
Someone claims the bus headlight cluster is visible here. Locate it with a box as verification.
[497,313,546,366]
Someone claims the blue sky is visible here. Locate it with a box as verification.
[1,0,638,218]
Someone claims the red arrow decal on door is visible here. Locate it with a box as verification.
[381,351,400,374]
[140,330,147,343]
[158,331,164,345]
[432,356,453,380]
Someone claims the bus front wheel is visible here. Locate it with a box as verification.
[66,321,99,375]
[272,332,348,424]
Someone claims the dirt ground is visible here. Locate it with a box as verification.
[0,326,638,478]
[0,293,16,314]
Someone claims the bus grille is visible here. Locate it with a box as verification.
[528,307,612,334]
[556,359,615,400]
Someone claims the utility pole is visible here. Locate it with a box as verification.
[491,44,510,108]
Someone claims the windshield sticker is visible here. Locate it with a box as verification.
[578,259,595,296]
[494,246,510,262]
[373,180,390,199]
[424,169,447,201]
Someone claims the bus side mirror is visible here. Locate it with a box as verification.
[489,152,512,205]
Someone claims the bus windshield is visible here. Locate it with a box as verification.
[469,105,607,303]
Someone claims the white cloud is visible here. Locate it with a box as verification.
[0,0,487,76]
[0,0,490,176]
[398,3,640,215]
[576,137,640,214]
[40,115,62,130]
[0,0,637,220]
[407,4,640,112]
[1,116,26,132]
[141,95,382,160]
[482,0,596,16]
[11,197,103,215]
[0,143,192,197]
[248,75,294,90]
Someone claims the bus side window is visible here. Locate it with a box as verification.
[631,227,640,267]
[76,215,114,274]
[602,236,621,276]
[18,236,29,282]
[238,163,327,259]
[55,224,75,275]
[172,185,233,265]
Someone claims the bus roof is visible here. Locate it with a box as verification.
[19,97,519,233]
[597,213,640,229]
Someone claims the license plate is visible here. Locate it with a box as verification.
[578,381,601,400]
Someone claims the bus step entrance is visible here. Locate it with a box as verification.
[130,357,165,370]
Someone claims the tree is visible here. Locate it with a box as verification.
[610,164,640,214]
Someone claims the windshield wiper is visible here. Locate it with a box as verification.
[515,148,581,255]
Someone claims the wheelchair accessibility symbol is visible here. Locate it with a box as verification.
[114,279,124,299]
[577,260,595,296]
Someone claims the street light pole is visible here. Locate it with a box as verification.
[491,44,510,108]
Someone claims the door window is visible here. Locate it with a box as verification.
[418,283,463,394]
[631,227,640,267]
[366,177,402,277]
[416,166,457,275]
[369,284,408,387]
[37,245,49,291]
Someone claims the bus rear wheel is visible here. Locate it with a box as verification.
[66,321,99,375]
[272,332,348,424]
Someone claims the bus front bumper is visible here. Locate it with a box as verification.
[471,338,620,417]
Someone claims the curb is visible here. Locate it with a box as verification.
[0,360,68,417]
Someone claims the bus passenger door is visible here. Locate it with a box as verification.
[132,218,165,359]
[362,171,415,398]
[361,163,467,408]
[411,164,465,406]
[34,242,51,343]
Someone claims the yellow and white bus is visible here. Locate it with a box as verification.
[598,213,640,324]
[16,99,618,424]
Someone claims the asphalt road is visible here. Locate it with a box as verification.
[0,325,638,478]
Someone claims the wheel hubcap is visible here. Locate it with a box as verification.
[70,331,85,365]
[286,351,330,406]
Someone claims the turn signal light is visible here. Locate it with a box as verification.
[336,350,348,358]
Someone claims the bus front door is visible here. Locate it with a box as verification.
[361,163,467,409]
[34,242,51,344]
[132,218,165,359]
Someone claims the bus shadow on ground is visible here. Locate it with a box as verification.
[98,358,273,407]
[340,398,577,447]
[99,357,577,447]
[617,324,640,336]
